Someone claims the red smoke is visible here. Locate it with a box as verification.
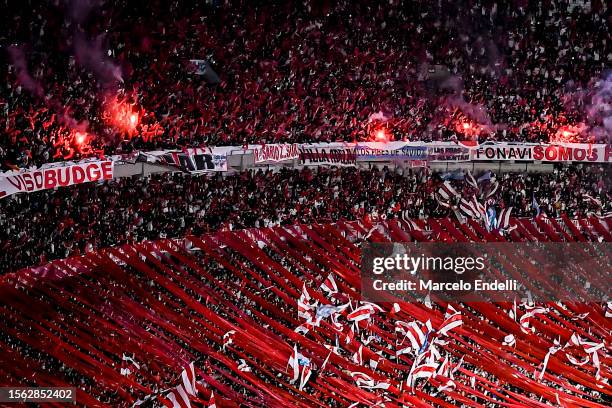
[550,124,586,143]
[371,127,390,142]
[455,119,480,138]
[75,131,88,146]
[103,95,140,137]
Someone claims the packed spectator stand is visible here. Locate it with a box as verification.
[1,0,611,406]
[1,211,610,406]
[1,0,610,170]
[1,164,610,273]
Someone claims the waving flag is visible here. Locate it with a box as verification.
[180,362,197,396]
[459,198,477,218]
[294,322,314,335]
[347,303,380,323]
[485,181,499,198]
[359,301,384,312]
[298,301,314,321]
[299,283,312,303]
[299,365,312,391]
[395,321,426,354]
[438,307,462,336]
[315,304,347,320]
[416,343,441,367]
[320,273,338,295]
[437,180,460,208]
[161,392,180,408]
[477,171,492,184]
[450,356,463,379]
[163,384,192,408]
[441,169,465,181]
[591,348,601,380]
[352,345,363,365]
[459,196,486,220]
[408,362,439,388]
[466,170,478,189]
[400,212,423,231]
[288,345,300,383]
[120,353,140,376]
[288,345,313,386]
[350,372,390,390]
[437,181,460,201]
[435,355,450,378]
[497,207,513,230]
[207,392,216,408]
[565,332,583,348]
[581,341,604,379]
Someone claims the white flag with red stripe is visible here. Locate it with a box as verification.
[299,283,312,303]
[459,198,477,219]
[320,273,338,295]
[176,385,191,408]
[287,345,300,383]
[409,362,439,388]
[438,307,462,336]
[207,391,216,408]
[163,385,192,408]
[434,355,450,378]
[497,207,513,230]
[395,321,426,354]
[350,372,390,390]
[347,304,379,323]
[159,393,177,408]
[437,181,460,201]
[180,362,197,396]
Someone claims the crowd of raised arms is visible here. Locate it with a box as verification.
[1,0,610,171]
[1,164,609,273]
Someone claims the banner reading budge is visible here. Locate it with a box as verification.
[0,160,114,199]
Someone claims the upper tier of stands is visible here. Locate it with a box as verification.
[1,0,609,170]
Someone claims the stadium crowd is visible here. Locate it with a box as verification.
[1,164,609,272]
[1,0,610,171]
[1,188,608,407]
[1,1,610,406]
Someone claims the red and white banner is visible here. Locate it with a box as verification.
[471,143,612,163]
[0,160,114,199]
[252,144,299,163]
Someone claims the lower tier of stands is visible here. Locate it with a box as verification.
[0,216,609,406]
